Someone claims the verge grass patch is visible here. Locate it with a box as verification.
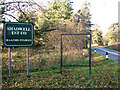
[2,47,119,88]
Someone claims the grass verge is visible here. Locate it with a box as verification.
[103,44,120,51]
[2,48,119,88]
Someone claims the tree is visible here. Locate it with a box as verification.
[72,2,91,48]
[39,0,73,46]
[92,24,103,46]
[74,2,91,31]
[46,1,92,51]
[0,0,44,22]
[42,0,73,29]
[104,23,119,45]
[0,6,5,22]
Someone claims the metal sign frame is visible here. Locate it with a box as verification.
[4,22,34,47]
[60,33,92,74]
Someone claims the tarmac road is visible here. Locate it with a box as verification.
[92,46,120,63]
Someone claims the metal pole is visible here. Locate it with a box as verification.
[89,34,91,75]
[60,35,63,74]
[9,48,11,77]
[27,48,29,75]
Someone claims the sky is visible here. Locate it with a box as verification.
[72,0,119,35]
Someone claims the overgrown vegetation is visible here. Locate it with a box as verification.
[92,24,103,46]
[104,23,119,46]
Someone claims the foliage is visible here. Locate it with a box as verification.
[17,0,73,46]
[38,0,73,31]
[0,6,5,22]
[44,1,73,21]
[18,11,37,23]
[104,23,119,45]
[34,0,73,47]
[92,24,103,46]
[75,1,91,31]
[46,1,92,51]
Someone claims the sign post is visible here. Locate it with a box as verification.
[4,22,34,77]
[27,48,29,75]
[9,48,11,77]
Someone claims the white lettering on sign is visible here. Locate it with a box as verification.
[11,31,20,35]
[6,39,32,42]
[7,27,31,36]
[20,39,32,41]
[20,31,27,35]
[23,28,31,31]
[14,27,22,30]
[7,27,31,31]
[6,39,19,41]
[11,31,27,35]
[7,27,13,30]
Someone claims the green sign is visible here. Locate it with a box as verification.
[4,22,34,47]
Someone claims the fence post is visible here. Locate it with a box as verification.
[89,34,91,75]
[60,34,63,74]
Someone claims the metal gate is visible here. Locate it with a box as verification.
[60,33,92,74]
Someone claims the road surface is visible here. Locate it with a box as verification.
[92,47,120,63]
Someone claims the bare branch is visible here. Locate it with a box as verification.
[4,13,19,21]
[0,1,44,11]
[17,2,27,19]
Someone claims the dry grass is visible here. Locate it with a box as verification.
[2,46,89,74]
